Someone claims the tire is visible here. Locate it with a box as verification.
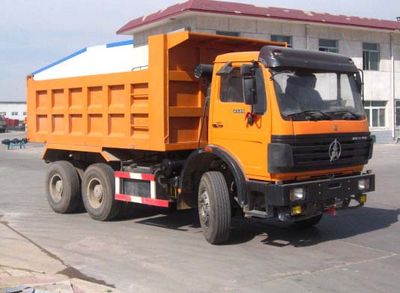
[81,163,121,221]
[198,171,231,244]
[294,214,323,228]
[46,161,82,213]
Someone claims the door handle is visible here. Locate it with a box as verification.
[212,122,224,128]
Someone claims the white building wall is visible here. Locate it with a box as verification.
[0,103,27,121]
[132,14,399,142]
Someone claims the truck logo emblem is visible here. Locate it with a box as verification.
[329,139,341,162]
[233,109,245,114]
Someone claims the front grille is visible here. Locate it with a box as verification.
[272,132,373,172]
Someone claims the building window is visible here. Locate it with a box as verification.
[23,112,27,116]
[364,101,386,127]
[396,101,400,127]
[319,39,338,53]
[363,43,380,71]
[11,112,18,116]
[0,112,5,116]
[216,31,240,37]
[220,68,243,103]
[271,35,292,47]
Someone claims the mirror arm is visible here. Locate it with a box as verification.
[245,112,256,126]
[217,62,233,76]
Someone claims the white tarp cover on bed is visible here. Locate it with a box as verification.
[32,40,148,80]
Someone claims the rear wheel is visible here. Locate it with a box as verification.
[82,163,121,221]
[294,214,323,228]
[46,161,81,213]
[198,171,231,244]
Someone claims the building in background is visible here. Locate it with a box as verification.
[0,101,27,121]
[117,0,400,143]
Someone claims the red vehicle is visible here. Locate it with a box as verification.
[6,118,19,128]
[0,115,6,133]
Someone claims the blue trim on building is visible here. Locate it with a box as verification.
[32,48,87,75]
[106,40,133,48]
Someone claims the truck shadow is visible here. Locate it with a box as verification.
[229,207,400,246]
[115,204,201,231]
[123,206,399,246]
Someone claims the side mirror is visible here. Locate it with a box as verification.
[242,64,267,117]
[240,64,253,76]
[243,77,255,105]
[356,69,364,104]
[355,71,363,92]
[241,64,256,105]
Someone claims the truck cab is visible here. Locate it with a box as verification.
[194,45,374,235]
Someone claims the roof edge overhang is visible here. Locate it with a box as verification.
[117,5,400,36]
[117,10,195,35]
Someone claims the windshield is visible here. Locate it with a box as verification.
[272,70,365,121]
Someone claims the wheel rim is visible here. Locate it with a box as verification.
[87,178,104,209]
[49,174,63,202]
[199,190,210,228]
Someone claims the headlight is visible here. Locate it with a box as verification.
[358,178,370,191]
[290,187,305,201]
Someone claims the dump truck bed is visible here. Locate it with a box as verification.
[27,32,281,152]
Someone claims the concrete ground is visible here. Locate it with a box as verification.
[0,132,399,292]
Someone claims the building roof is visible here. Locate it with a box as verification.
[117,0,400,35]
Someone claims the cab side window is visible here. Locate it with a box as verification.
[220,68,243,103]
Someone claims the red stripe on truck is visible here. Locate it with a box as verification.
[142,197,170,207]
[115,171,155,181]
[115,194,131,202]
[141,173,155,181]
[115,193,170,207]
[115,171,131,179]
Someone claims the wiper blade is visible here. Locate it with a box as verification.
[286,110,332,120]
[325,110,361,119]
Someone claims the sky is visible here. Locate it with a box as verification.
[0,0,399,101]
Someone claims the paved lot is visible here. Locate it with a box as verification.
[0,132,399,292]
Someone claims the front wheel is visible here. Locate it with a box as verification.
[198,171,231,244]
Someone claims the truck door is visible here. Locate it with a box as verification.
[209,65,270,179]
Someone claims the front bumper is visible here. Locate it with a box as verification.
[247,172,375,219]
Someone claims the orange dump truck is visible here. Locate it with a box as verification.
[27,32,375,244]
